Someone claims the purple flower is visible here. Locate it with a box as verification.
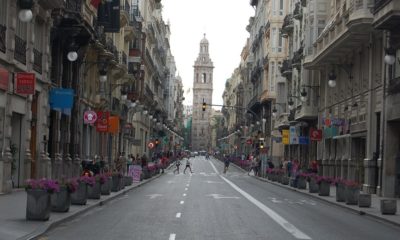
[25,178,60,193]
[79,176,96,186]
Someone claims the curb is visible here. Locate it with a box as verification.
[253,176,400,228]
[22,172,166,240]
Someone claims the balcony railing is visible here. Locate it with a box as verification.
[281,14,294,37]
[280,59,292,76]
[65,0,82,13]
[374,0,391,13]
[33,48,42,74]
[0,24,5,53]
[14,35,27,65]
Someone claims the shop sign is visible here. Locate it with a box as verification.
[289,126,299,145]
[282,129,289,145]
[0,68,9,91]
[96,111,109,132]
[16,72,35,94]
[108,116,120,134]
[84,110,97,124]
[310,128,322,141]
[299,136,309,145]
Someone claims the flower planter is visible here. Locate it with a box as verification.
[124,176,133,186]
[318,181,330,196]
[308,179,319,193]
[345,186,359,205]
[119,176,125,190]
[101,177,111,195]
[380,199,397,215]
[290,178,297,188]
[71,182,87,205]
[51,186,71,212]
[335,183,346,202]
[358,193,371,208]
[281,176,289,185]
[88,181,101,199]
[26,189,51,221]
[297,177,307,189]
[111,176,120,192]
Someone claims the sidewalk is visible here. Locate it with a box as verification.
[0,167,172,240]
[226,160,400,227]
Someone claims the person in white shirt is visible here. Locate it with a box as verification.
[183,157,193,174]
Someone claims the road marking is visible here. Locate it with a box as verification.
[186,184,189,187]
[185,188,188,191]
[183,193,187,197]
[180,200,184,204]
[204,180,223,184]
[169,233,176,240]
[167,180,176,183]
[146,194,163,199]
[209,161,311,240]
[176,212,181,218]
[207,193,240,199]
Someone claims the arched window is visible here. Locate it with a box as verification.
[202,73,206,83]
[196,73,199,82]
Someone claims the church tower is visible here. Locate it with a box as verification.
[191,34,214,151]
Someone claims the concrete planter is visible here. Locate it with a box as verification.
[336,183,346,202]
[124,176,133,186]
[290,178,297,188]
[308,179,319,193]
[111,176,120,192]
[358,193,371,208]
[88,181,101,199]
[101,177,111,195]
[297,177,307,189]
[380,199,397,215]
[26,189,51,221]
[281,176,290,185]
[51,186,71,212]
[71,182,87,205]
[318,181,330,196]
[345,187,359,205]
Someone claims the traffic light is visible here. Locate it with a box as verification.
[202,101,206,111]
[259,141,264,149]
[155,139,159,145]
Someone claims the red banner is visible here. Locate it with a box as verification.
[0,68,8,91]
[310,128,323,141]
[16,72,35,94]
[96,111,109,132]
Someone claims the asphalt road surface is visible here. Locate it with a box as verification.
[41,156,400,240]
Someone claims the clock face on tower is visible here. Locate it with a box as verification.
[192,34,214,151]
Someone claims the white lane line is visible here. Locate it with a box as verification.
[180,201,184,204]
[186,184,190,187]
[183,193,187,197]
[209,161,311,240]
[169,233,176,240]
[185,188,188,191]
[176,212,181,218]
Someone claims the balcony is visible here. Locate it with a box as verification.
[373,0,400,29]
[33,49,42,74]
[14,35,26,65]
[0,24,5,53]
[388,77,400,94]
[304,0,373,68]
[65,0,82,13]
[291,47,303,70]
[293,2,302,20]
[281,14,294,38]
[280,59,292,78]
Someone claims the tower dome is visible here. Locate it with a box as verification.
[200,33,209,44]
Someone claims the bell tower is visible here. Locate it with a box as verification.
[191,34,214,151]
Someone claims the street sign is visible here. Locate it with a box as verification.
[310,128,322,141]
[84,110,97,124]
[15,72,35,94]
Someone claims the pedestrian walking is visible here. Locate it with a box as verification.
[173,159,181,174]
[183,157,193,174]
[223,156,230,174]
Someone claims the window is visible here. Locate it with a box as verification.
[278,31,283,52]
[395,49,400,78]
[202,73,206,83]
[272,0,277,15]
[270,62,276,92]
[279,0,284,16]
[34,19,44,51]
[196,73,199,82]
[0,0,6,24]
[202,113,204,119]
[271,28,277,52]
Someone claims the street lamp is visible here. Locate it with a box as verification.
[18,0,33,22]
[300,88,308,102]
[385,47,396,65]
[288,98,295,110]
[328,71,337,88]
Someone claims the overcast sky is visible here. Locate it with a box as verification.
[161,0,255,109]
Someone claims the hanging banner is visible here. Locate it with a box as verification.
[96,111,109,132]
[299,136,310,145]
[290,126,299,145]
[282,129,289,145]
[108,116,120,133]
[0,68,8,91]
[16,72,35,94]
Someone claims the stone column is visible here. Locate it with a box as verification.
[39,151,51,178]
[24,148,32,181]
[52,153,62,180]
[73,154,81,177]
[63,153,72,178]
[0,148,12,193]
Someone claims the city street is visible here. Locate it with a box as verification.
[40,156,400,240]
